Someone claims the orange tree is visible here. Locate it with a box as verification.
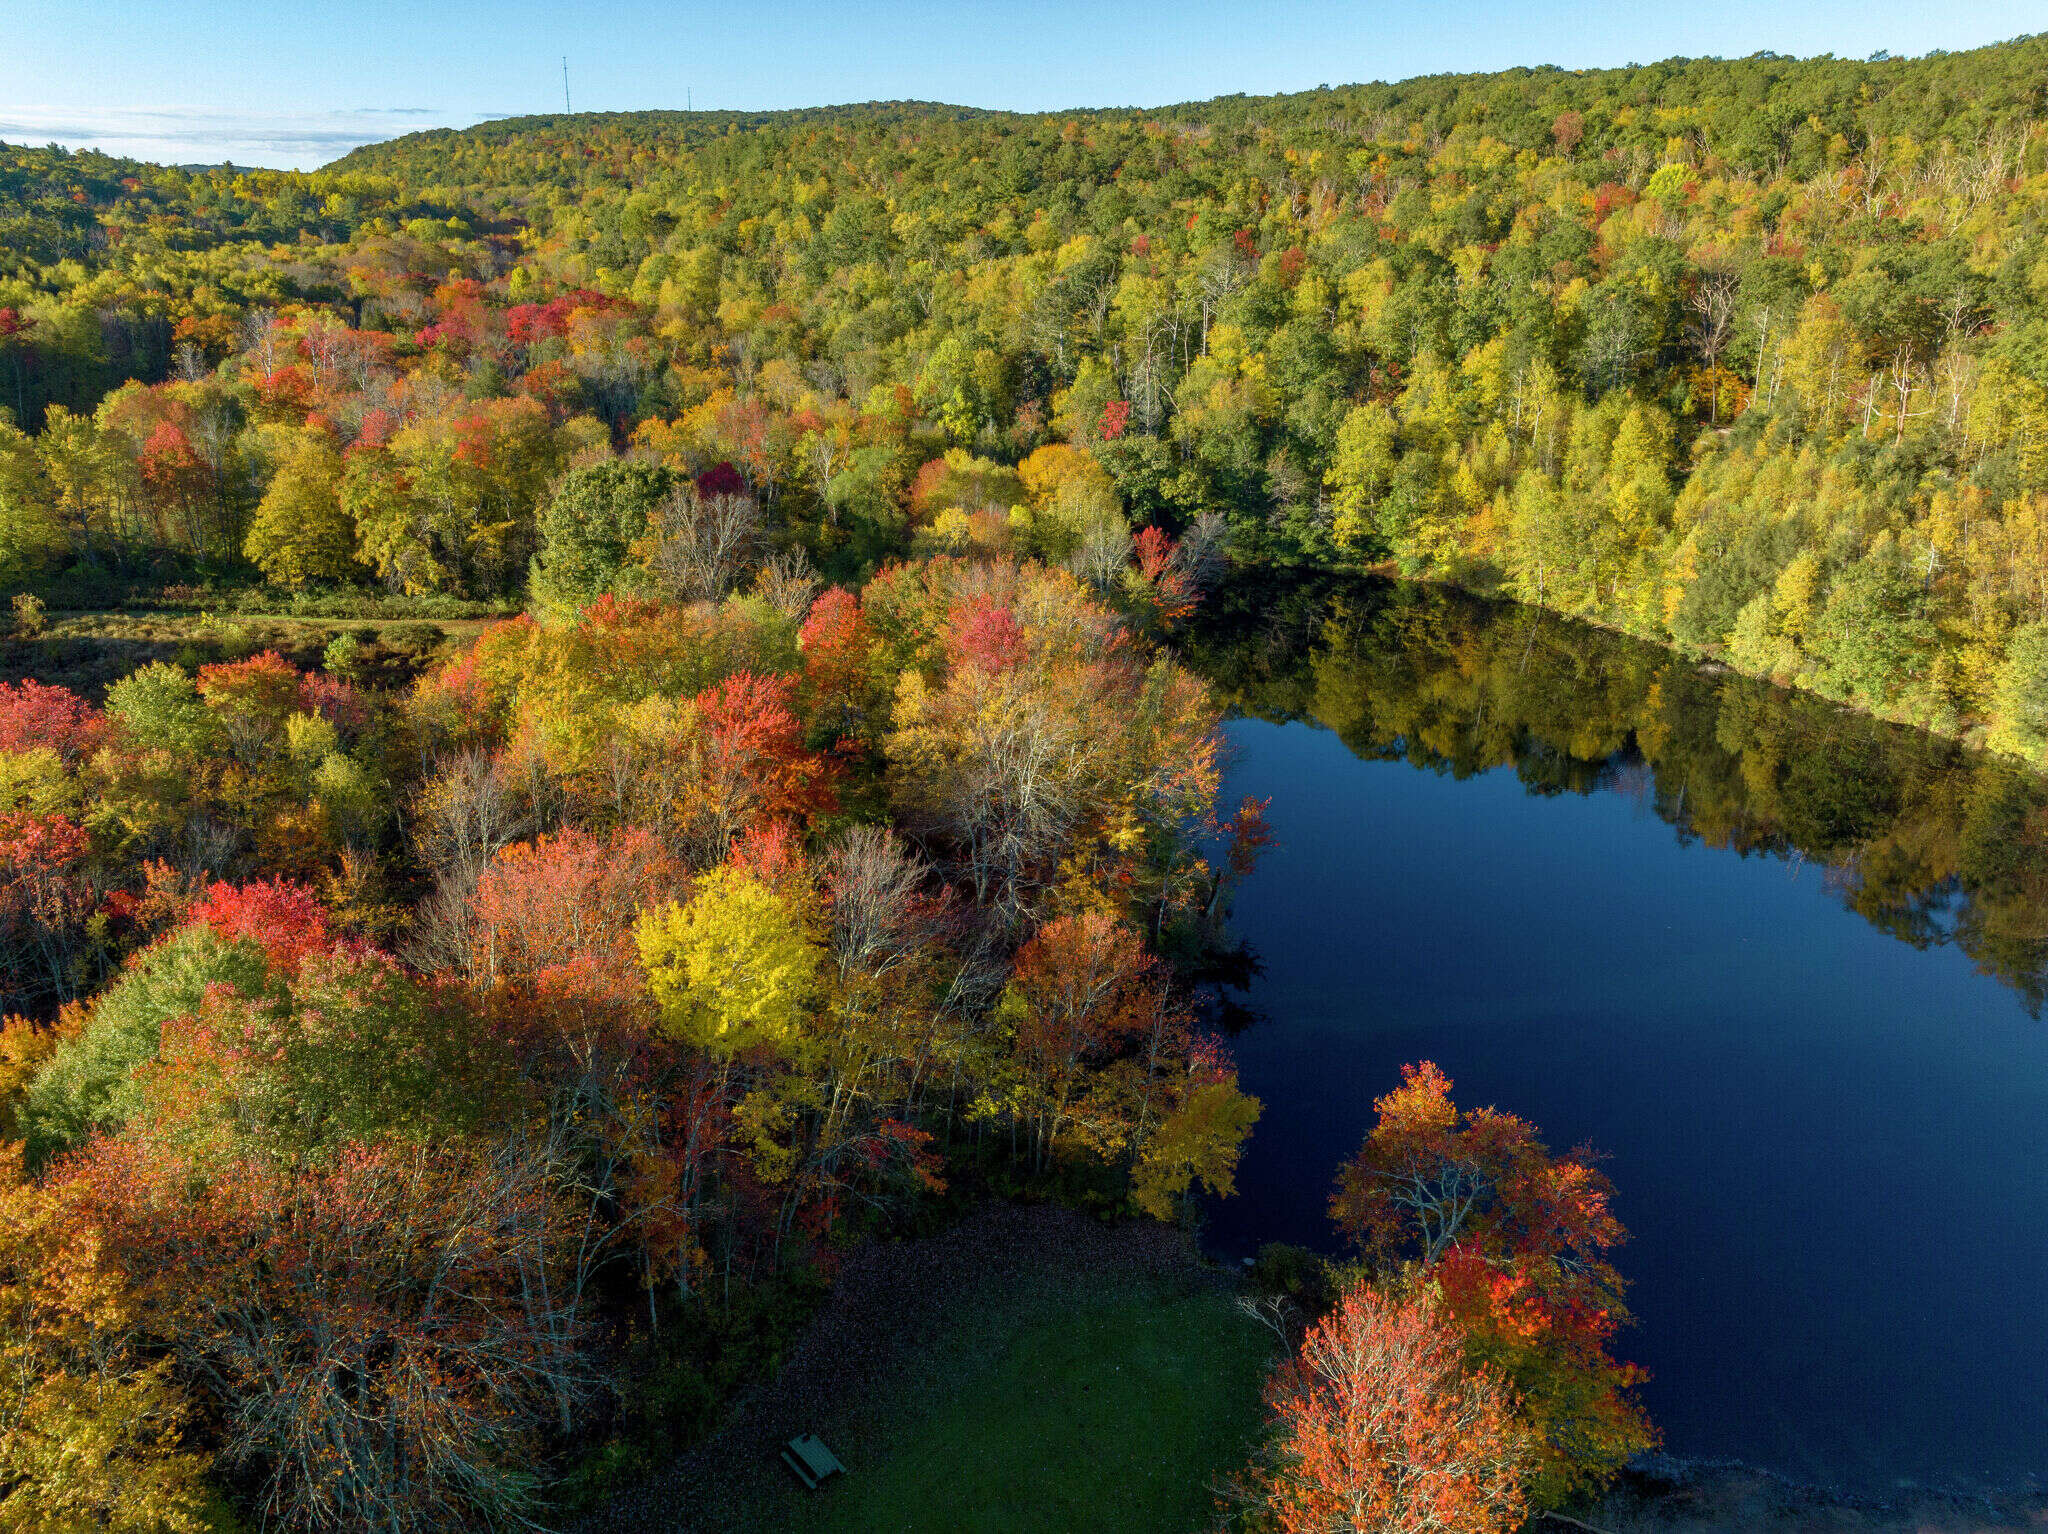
[1330,1061,1655,1505]
[1246,1280,1529,1534]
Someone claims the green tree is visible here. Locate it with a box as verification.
[531,459,679,615]
[1810,555,1936,707]
[103,663,215,756]
[22,927,275,1162]
[0,413,61,585]
[244,428,354,587]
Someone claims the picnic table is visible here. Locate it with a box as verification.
[780,1433,846,1490]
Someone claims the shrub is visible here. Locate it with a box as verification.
[104,664,215,755]
[1250,1243,1338,1317]
[10,592,46,638]
[386,621,446,654]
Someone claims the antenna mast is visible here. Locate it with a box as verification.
[562,57,571,115]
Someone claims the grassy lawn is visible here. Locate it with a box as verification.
[745,1277,1272,1534]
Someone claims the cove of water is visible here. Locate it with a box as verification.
[1187,574,2048,1496]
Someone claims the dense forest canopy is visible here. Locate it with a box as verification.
[7,38,2048,746]
[13,39,2048,1531]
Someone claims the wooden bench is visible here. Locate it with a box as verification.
[780,1433,846,1490]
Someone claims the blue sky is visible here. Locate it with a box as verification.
[2,0,2035,170]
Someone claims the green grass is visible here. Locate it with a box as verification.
[3,609,495,697]
[750,1279,1272,1534]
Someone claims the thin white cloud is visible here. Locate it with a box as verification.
[0,105,491,170]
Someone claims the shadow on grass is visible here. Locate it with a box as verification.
[754,1280,1270,1534]
[586,1204,1275,1534]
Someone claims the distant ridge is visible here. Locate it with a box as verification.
[331,34,2046,179]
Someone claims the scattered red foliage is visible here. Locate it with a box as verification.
[0,681,106,763]
[189,879,335,972]
[945,595,1027,674]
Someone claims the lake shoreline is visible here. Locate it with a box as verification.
[1251,556,2016,766]
[1185,587,2048,1501]
[606,1190,2046,1533]
[1586,1453,2048,1532]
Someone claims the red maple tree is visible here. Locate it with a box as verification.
[1255,1281,1528,1534]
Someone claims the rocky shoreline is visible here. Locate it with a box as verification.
[1569,1454,2048,1532]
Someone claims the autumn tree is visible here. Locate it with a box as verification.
[407,745,560,973]
[188,877,334,972]
[807,824,959,1164]
[0,681,106,764]
[1007,909,1157,1168]
[1331,1062,1655,1504]
[886,618,1084,923]
[1989,621,2048,761]
[798,585,878,730]
[1130,1072,1262,1222]
[128,947,507,1171]
[194,650,304,765]
[886,563,1221,931]
[65,1135,591,1533]
[244,426,356,587]
[1246,1280,1529,1534]
[0,805,96,1015]
[636,862,820,1055]
[468,825,679,994]
[686,670,840,857]
[0,1149,222,1533]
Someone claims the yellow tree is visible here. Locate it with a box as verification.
[1326,402,1398,554]
[1778,295,1861,438]
[0,1150,219,1533]
[636,863,820,1055]
[244,427,355,587]
[1131,1078,1262,1220]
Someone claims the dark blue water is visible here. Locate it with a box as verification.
[1194,585,2048,1496]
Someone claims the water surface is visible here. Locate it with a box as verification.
[1190,576,2048,1494]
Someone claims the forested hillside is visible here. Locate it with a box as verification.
[16,42,2043,1530]
[6,41,2048,738]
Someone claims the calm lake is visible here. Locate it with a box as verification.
[1187,574,2048,1496]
